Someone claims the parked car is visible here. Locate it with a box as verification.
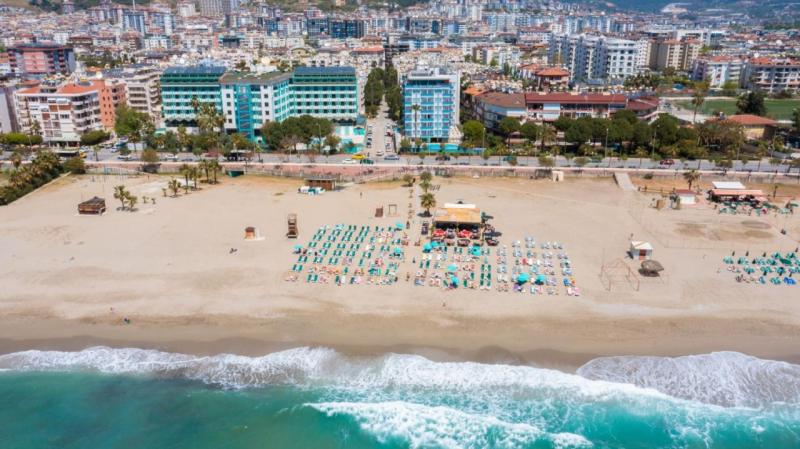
[435,155,451,161]
[384,154,400,161]
[341,158,357,164]
[659,159,675,166]
[352,153,366,160]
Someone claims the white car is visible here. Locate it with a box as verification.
[341,158,357,164]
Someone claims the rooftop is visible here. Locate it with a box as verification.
[219,71,291,85]
[163,65,226,76]
[524,92,628,105]
[293,66,356,76]
[476,92,526,109]
[724,114,778,126]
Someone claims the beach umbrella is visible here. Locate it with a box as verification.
[423,243,433,253]
[395,222,405,230]
[394,247,402,256]
[293,244,302,252]
[447,264,458,273]
[516,273,530,284]
[431,241,440,249]
[535,274,547,285]
[470,247,481,256]
[449,275,459,286]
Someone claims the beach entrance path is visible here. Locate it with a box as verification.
[614,173,636,191]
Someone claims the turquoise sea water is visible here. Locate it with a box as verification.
[1,347,799,449]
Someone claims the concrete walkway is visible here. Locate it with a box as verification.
[613,172,637,191]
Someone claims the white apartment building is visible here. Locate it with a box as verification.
[741,57,800,94]
[692,56,744,88]
[14,81,105,145]
[549,34,639,82]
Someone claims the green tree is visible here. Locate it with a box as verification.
[420,171,432,183]
[63,156,86,174]
[497,117,521,144]
[461,120,486,148]
[791,108,800,133]
[115,104,154,143]
[80,130,111,146]
[537,155,555,167]
[400,138,412,153]
[736,90,767,116]
[141,148,159,164]
[683,169,700,190]
[113,185,129,210]
[691,81,709,123]
[520,121,539,144]
[420,192,436,215]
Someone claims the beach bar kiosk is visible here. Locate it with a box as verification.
[78,197,106,215]
[306,176,337,192]
[432,203,483,233]
[629,241,653,260]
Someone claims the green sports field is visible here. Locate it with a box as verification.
[675,98,800,121]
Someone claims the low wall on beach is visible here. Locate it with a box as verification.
[83,161,800,185]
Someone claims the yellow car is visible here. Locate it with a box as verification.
[351,153,366,160]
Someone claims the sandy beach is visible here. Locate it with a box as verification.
[1,172,799,368]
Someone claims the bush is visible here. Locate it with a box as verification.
[63,156,86,174]
[80,130,111,146]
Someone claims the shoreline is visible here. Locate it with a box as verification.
[2,313,800,371]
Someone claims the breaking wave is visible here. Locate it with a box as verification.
[309,401,592,449]
[576,351,800,408]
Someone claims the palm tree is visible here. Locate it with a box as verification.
[411,104,421,140]
[683,170,700,190]
[540,125,556,155]
[420,180,431,193]
[208,159,221,184]
[179,163,191,189]
[168,178,181,197]
[420,192,436,216]
[189,166,199,190]
[198,159,210,182]
[420,171,432,183]
[691,81,709,124]
[113,185,128,210]
[124,192,138,211]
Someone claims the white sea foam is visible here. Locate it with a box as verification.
[308,401,592,449]
[0,346,669,405]
[576,351,800,408]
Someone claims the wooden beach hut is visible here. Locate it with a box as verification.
[78,197,106,215]
[306,176,337,191]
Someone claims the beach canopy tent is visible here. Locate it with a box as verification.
[712,181,746,190]
[708,189,764,202]
[432,203,483,233]
[516,273,530,284]
[629,241,654,260]
[640,260,664,277]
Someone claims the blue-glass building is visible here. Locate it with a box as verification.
[220,71,292,142]
[161,65,226,129]
[291,66,358,123]
[402,67,460,142]
[161,66,358,139]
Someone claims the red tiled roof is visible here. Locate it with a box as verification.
[535,67,569,77]
[725,114,777,126]
[524,92,628,105]
[476,92,526,109]
[352,46,384,53]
